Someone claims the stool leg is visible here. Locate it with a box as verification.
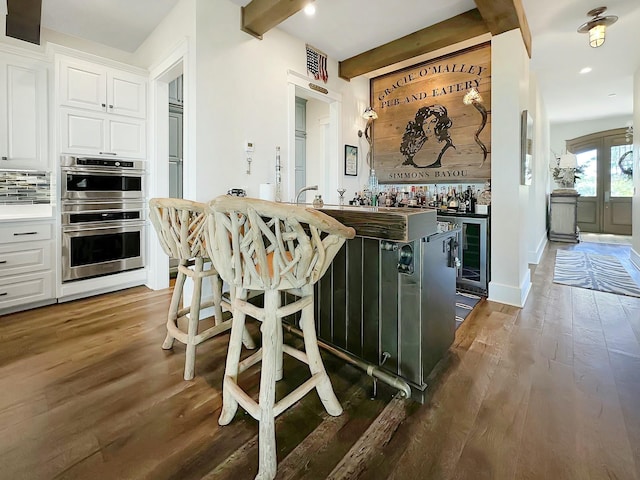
[257,289,279,480]
[299,286,342,417]
[275,293,283,382]
[163,260,187,350]
[219,288,249,426]
[184,258,203,381]
[211,271,224,327]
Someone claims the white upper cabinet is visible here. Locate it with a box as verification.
[59,57,146,118]
[60,108,146,159]
[0,53,49,171]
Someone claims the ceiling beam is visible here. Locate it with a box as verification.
[473,0,531,57]
[5,0,42,45]
[338,9,489,81]
[241,0,308,39]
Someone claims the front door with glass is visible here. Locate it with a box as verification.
[571,128,632,235]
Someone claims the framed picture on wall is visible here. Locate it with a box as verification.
[345,145,358,176]
[521,110,533,186]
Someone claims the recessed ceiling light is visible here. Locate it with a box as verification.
[608,93,617,97]
[304,3,316,15]
[579,67,592,74]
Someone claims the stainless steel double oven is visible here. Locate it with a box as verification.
[61,156,146,282]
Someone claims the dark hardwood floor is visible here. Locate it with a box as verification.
[1,237,639,479]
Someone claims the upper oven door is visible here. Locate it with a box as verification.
[61,169,144,200]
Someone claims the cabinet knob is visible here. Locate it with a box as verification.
[109,105,113,109]
[1,156,7,160]
[101,103,106,108]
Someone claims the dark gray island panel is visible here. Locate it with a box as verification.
[314,207,458,402]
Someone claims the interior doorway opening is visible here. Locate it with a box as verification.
[287,71,341,204]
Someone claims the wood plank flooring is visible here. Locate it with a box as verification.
[1,236,639,479]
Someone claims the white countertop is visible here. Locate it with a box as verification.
[0,204,55,222]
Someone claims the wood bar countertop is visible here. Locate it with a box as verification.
[318,205,437,242]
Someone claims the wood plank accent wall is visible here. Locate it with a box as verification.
[370,43,491,184]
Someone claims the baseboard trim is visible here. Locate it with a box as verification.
[528,231,548,265]
[488,270,531,308]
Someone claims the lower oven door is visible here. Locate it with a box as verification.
[62,222,146,282]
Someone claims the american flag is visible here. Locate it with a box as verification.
[306,44,328,83]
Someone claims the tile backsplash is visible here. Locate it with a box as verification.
[0,170,51,205]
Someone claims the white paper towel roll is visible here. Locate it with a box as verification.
[259,183,275,201]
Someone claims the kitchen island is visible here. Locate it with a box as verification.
[302,205,458,402]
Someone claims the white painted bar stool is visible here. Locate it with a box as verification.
[149,198,255,381]
[205,196,355,480]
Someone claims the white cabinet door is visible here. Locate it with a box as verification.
[59,57,146,118]
[108,70,146,117]
[61,109,106,155]
[60,109,145,158]
[0,54,48,170]
[59,58,107,113]
[109,117,146,158]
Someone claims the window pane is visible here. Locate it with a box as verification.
[574,149,597,197]
[610,144,633,197]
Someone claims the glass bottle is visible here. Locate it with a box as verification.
[368,170,379,206]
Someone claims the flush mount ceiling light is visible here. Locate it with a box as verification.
[304,3,316,15]
[577,6,618,48]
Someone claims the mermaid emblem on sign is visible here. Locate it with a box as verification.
[399,93,488,169]
[400,105,455,169]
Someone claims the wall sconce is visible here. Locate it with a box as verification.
[357,107,378,172]
[577,7,618,48]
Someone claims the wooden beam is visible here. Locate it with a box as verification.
[241,0,308,39]
[6,0,42,45]
[473,0,531,57]
[338,9,489,81]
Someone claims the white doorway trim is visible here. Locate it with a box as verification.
[146,38,191,291]
[286,70,342,204]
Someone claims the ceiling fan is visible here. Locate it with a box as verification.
[577,6,618,48]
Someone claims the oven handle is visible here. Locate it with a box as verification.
[61,167,146,175]
[62,221,147,232]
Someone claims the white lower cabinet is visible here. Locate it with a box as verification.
[0,221,55,314]
[60,108,146,159]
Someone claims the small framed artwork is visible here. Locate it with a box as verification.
[520,110,533,185]
[345,145,358,176]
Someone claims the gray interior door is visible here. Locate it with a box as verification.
[169,106,183,199]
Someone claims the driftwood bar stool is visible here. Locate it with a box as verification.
[205,196,355,480]
[149,198,255,381]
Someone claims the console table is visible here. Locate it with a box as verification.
[549,190,579,243]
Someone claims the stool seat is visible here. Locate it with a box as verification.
[149,198,255,381]
[205,196,355,479]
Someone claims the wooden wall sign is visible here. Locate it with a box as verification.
[370,43,491,184]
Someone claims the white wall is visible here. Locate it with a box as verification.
[191,0,369,204]
[527,74,551,265]
[632,67,640,269]
[489,29,532,307]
